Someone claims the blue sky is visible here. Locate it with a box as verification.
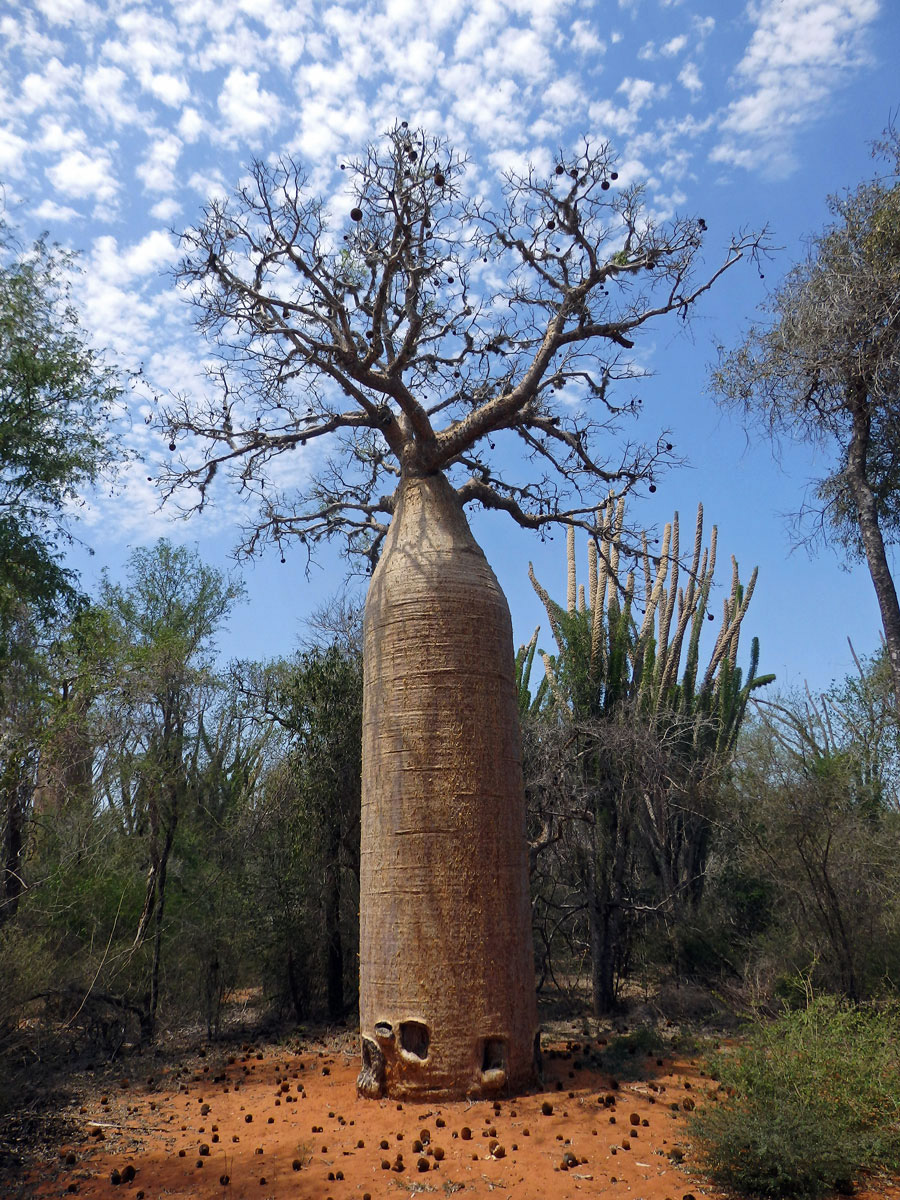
[2,0,897,694]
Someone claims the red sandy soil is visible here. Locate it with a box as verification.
[14,1031,900,1200]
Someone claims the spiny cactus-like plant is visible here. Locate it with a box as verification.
[514,627,549,718]
[525,498,774,755]
[521,499,774,1013]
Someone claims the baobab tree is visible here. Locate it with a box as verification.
[160,124,764,1098]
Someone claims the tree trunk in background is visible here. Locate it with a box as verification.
[0,773,28,928]
[848,401,900,713]
[358,472,539,1100]
[324,813,344,1021]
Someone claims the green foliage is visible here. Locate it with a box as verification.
[0,921,55,1106]
[1,562,369,1053]
[514,627,548,717]
[711,129,900,706]
[524,506,772,1011]
[0,219,124,639]
[596,1025,666,1077]
[241,640,363,1021]
[100,539,245,666]
[725,649,900,1001]
[690,996,900,1197]
[528,504,773,737]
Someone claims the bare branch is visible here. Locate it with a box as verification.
[159,125,767,564]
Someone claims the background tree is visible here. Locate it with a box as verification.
[726,651,900,1002]
[0,612,44,930]
[0,217,123,641]
[0,213,123,935]
[159,124,765,1097]
[93,540,244,1035]
[713,129,900,708]
[236,640,362,1023]
[525,506,772,1012]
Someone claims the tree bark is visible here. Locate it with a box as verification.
[324,814,344,1021]
[847,400,900,713]
[358,471,539,1099]
[0,775,28,928]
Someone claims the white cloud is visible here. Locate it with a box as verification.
[0,127,30,176]
[449,70,524,144]
[678,61,702,93]
[192,19,269,73]
[571,19,604,53]
[618,76,659,110]
[187,169,229,203]
[146,71,191,107]
[122,229,181,278]
[31,198,82,222]
[34,0,102,26]
[72,232,184,365]
[453,3,506,60]
[661,34,687,56]
[20,56,80,112]
[137,134,182,193]
[46,147,118,204]
[540,75,584,116]
[589,77,666,139]
[217,67,281,142]
[37,117,85,152]
[714,0,879,172]
[495,28,551,78]
[290,95,370,165]
[102,10,190,108]
[275,34,306,71]
[177,106,206,142]
[83,64,143,126]
[0,13,65,63]
[150,197,182,222]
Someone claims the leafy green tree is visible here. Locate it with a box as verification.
[713,129,900,708]
[0,218,123,640]
[170,678,274,1037]
[729,650,900,1001]
[692,996,900,1197]
[92,540,244,1034]
[0,213,124,936]
[239,640,362,1021]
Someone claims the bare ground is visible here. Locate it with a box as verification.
[5,1017,900,1200]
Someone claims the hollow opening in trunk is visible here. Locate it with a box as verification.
[399,1020,430,1061]
[374,1021,394,1040]
[481,1037,508,1074]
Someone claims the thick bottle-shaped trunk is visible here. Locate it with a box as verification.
[358,472,539,1100]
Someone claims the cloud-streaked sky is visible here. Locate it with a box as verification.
[2,0,897,691]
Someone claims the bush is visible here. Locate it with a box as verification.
[597,1025,667,1078]
[690,995,900,1197]
[0,923,55,1109]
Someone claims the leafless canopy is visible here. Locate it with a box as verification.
[160,124,764,567]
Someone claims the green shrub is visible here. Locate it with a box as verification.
[690,995,900,1197]
[0,922,55,1110]
[597,1025,667,1077]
